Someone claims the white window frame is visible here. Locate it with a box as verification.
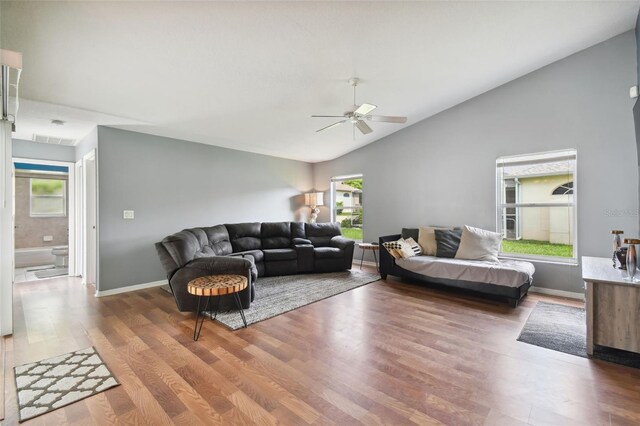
[330,174,363,242]
[496,149,578,265]
[30,177,67,218]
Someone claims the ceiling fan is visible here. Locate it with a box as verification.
[311,78,407,135]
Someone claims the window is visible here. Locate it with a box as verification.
[331,174,363,241]
[30,178,66,217]
[496,150,576,263]
[552,182,573,195]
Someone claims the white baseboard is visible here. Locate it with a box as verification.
[530,286,584,301]
[353,260,378,268]
[95,279,167,297]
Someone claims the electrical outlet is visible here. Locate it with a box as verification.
[123,210,135,220]
[43,235,53,242]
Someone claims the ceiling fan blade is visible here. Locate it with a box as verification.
[310,115,346,118]
[316,120,346,133]
[365,115,407,124]
[355,120,373,135]
[354,103,377,116]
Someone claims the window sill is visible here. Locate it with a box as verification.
[498,255,579,266]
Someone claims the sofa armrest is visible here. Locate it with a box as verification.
[331,235,355,250]
[293,237,313,246]
[187,256,254,276]
[379,234,401,278]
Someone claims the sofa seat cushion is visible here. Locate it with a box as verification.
[395,256,535,288]
[314,247,343,259]
[231,249,264,263]
[263,248,297,261]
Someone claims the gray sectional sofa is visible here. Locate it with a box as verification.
[155,222,355,312]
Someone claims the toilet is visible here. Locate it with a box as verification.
[51,246,69,268]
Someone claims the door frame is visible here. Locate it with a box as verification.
[75,160,83,281]
[0,121,12,336]
[81,149,98,291]
[12,157,77,276]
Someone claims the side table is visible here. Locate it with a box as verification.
[187,274,248,340]
[357,243,379,271]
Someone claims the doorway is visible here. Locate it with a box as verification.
[12,158,76,282]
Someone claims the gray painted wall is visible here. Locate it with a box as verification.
[313,31,639,294]
[12,139,76,163]
[96,126,313,291]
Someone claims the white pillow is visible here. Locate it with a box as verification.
[455,225,502,262]
[418,226,450,256]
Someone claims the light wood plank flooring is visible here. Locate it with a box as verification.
[3,269,640,425]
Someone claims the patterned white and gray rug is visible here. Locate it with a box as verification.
[14,347,119,422]
[162,270,380,330]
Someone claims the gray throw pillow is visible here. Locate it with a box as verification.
[434,229,463,258]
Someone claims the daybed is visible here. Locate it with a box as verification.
[156,221,355,312]
[379,231,534,307]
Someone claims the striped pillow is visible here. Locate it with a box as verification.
[403,237,422,256]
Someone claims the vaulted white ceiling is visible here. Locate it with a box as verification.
[2,1,638,162]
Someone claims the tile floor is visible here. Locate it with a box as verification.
[14,264,67,283]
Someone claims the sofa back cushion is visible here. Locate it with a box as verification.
[291,222,306,239]
[159,228,206,269]
[401,228,419,241]
[305,222,341,247]
[261,222,292,249]
[203,225,233,256]
[226,222,262,252]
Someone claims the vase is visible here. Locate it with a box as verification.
[627,243,638,281]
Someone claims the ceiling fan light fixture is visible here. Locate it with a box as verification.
[311,77,407,135]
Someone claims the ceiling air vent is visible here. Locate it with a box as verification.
[32,134,76,146]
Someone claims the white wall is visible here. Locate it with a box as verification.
[313,31,639,293]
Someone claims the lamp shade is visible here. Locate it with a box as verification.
[305,192,324,207]
[0,49,22,69]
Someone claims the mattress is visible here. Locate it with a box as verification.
[395,255,535,288]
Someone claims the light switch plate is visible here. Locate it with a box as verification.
[123,210,135,219]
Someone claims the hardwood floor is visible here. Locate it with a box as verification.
[3,269,640,425]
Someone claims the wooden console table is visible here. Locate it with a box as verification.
[582,256,640,356]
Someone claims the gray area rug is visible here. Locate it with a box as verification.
[14,347,119,422]
[518,301,640,368]
[164,271,380,330]
[518,301,587,357]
